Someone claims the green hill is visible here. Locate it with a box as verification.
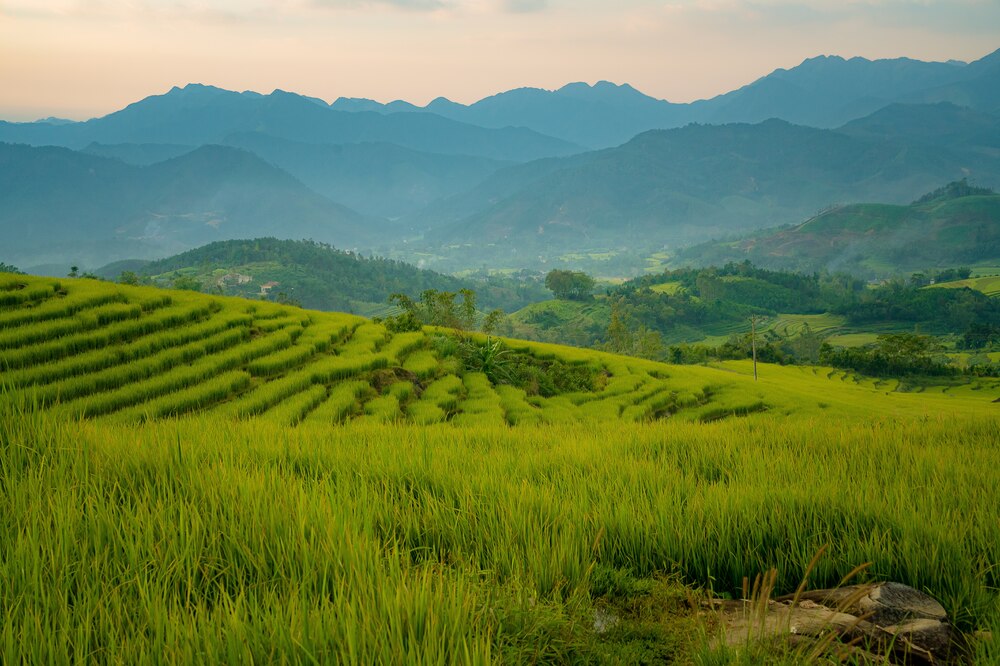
[671,187,1000,277]
[4,272,1000,663]
[124,238,547,314]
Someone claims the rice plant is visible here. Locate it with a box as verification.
[266,384,331,425]
[403,350,439,380]
[303,380,371,424]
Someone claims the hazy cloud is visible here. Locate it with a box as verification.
[502,0,549,12]
[310,0,450,10]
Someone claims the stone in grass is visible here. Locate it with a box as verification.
[709,582,956,665]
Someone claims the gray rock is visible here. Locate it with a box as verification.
[709,581,958,665]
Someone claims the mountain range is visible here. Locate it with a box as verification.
[331,49,1000,148]
[409,106,1000,269]
[3,48,999,274]
[0,143,380,269]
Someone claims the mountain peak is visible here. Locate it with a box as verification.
[169,83,227,95]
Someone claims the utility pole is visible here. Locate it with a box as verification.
[749,314,766,381]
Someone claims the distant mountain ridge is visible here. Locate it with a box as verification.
[407,105,1000,269]
[328,49,1000,147]
[3,48,996,153]
[0,84,582,161]
[0,142,382,269]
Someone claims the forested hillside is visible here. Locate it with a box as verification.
[672,184,1000,276]
[132,238,547,313]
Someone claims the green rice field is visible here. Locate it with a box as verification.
[930,275,1000,297]
[2,273,999,663]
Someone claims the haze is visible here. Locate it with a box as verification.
[2,0,999,121]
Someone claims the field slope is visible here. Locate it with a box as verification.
[3,273,998,424]
[3,273,1000,663]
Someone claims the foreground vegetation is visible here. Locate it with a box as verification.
[3,272,999,662]
[3,402,998,663]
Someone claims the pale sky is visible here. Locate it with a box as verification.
[1,0,998,121]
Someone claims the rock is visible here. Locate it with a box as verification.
[709,582,959,665]
[593,606,619,634]
[863,582,949,625]
[887,618,952,659]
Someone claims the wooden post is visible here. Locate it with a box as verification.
[749,314,766,381]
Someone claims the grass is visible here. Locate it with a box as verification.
[930,275,1000,297]
[649,281,683,295]
[823,332,881,347]
[3,273,1000,662]
[1,399,998,663]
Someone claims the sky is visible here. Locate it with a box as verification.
[1,0,998,121]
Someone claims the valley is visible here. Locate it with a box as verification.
[4,39,1000,665]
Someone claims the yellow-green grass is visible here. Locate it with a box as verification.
[3,273,1000,662]
[643,251,672,273]
[823,332,881,347]
[648,281,683,295]
[945,352,1000,369]
[929,275,1000,297]
[709,360,1000,416]
[766,313,846,337]
[558,251,619,262]
[2,399,998,663]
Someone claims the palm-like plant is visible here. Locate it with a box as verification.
[462,336,513,384]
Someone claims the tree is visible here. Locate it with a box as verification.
[545,270,595,301]
[274,291,301,307]
[68,266,79,278]
[603,301,632,354]
[481,309,508,336]
[171,275,202,291]
[0,262,22,274]
[384,288,490,332]
[458,288,477,330]
[118,271,140,286]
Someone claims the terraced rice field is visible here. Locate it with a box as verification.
[930,275,1000,297]
[648,281,683,295]
[0,275,773,425]
[6,274,993,427]
[766,313,846,337]
[4,273,1000,664]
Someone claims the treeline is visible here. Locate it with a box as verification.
[607,262,859,344]
[609,261,1000,342]
[913,178,994,204]
[584,261,1000,377]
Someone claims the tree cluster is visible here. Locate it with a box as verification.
[819,333,954,377]
[545,270,595,301]
[381,289,507,335]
